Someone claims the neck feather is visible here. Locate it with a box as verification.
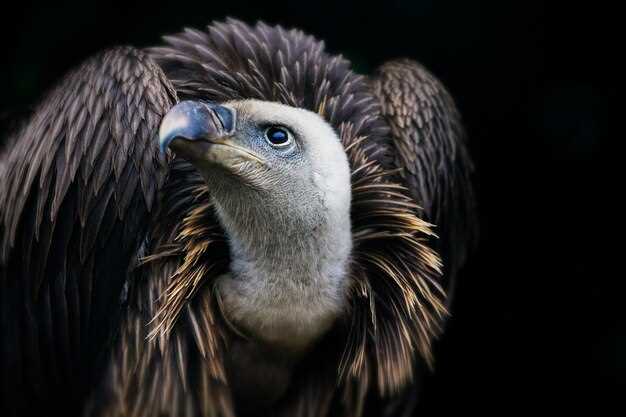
[214,195,352,352]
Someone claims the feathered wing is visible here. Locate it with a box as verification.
[367,60,477,416]
[0,47,176,416]
[372,59,477,299]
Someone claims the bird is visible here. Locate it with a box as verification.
[0,19,476,417]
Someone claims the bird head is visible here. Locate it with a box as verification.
[159,99,351,236]
[159,99,353,351]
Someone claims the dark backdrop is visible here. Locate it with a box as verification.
[0,1,614,414]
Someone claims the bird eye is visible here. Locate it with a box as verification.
[265,126,292,148]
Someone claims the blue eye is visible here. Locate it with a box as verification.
[265,126,291,147]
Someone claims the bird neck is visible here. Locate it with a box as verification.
[213,195,352,353]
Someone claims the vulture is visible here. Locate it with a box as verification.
[0,19,476,417]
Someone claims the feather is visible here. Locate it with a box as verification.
[372,60,478,293]
[0,47,176,416]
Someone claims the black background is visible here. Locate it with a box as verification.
[0,1,615,414]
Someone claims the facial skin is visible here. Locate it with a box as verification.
[160,99,353,353]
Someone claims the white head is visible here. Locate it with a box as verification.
[160,99,353,351]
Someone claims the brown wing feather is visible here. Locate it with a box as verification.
[372,59,477,298]
[0,47,176,416]
[366,60,476,417]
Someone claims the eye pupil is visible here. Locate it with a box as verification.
[266,127,289,146]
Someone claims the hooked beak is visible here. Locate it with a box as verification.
[159,100,266,180]
[159,100,236,154]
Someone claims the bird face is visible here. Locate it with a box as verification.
[159,99,352,234]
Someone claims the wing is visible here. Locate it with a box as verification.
[0,47,176,416]
[371,59,477,298]
[368,59,476,417]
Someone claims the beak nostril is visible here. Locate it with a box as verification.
[211,104,236,134]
